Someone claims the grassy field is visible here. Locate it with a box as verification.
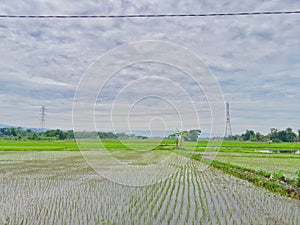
[214,152,300,178]
[0,139,299,224]
[0,139,299,176]
[0,139,172,151]
[1,139,299,150]
[0,139,79,151]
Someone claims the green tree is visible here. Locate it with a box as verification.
[67,130,74,139]
[44,129,68,140]
[269,128,279,142]
[188,130,201,142]
[28,132,38,140]
[242,130,255,141]
[255,132,266,142]
[11,128,17,137]
[285,127,297,142]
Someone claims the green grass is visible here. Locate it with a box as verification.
[0,139,174,151]
[214,152,300,178]
[214,140,300,149]
[174,140,300,198]
[185,153,300,199]
[0,139,299,178]
[0,139,79,151]
[1,139,298,151]
[0,139,165,151]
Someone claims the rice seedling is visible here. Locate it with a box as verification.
[0,150,299,224]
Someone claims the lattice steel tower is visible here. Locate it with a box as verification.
[225,102,232,137]
[40,105,46,132]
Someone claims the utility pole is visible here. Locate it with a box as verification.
[41,105,46,132]
[225,102,232,137]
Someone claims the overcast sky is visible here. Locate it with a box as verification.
[0,0,299,136]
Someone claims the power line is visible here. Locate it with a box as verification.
[0,10,299,19]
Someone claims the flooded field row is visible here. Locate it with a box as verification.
[0,151,299,224]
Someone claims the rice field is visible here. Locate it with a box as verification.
[215,152,300,178]
[0,151,299,225]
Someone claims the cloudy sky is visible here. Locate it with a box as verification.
[0,0,299,136]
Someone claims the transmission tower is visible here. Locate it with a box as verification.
[40,105,46,132]
[225,102,232,137]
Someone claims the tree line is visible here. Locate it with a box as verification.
[0,127,147,141]
[226,127,300,142]
[0,127,73,140]
[1,127,299,142]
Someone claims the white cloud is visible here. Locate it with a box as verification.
[0,0,299,134]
